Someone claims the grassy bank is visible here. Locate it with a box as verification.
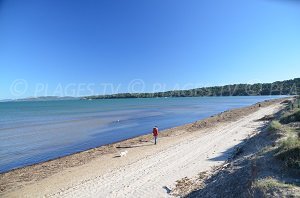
[183,96,300,198]
[252,97,300,197]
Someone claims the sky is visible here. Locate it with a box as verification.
[0,0,300,99]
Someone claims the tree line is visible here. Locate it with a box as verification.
[82,78,300,99]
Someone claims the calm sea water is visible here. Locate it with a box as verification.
[0,96,285,173]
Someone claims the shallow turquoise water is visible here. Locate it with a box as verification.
[0,96,285,172]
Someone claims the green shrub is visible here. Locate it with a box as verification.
[267,121,282,132]
[252,178,295,197]
[253,178,293,190]
[276,137,300,169]
[279,110,300,124]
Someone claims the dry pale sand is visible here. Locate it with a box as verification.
[2,100,284,198]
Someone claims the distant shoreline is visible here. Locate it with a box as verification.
[82,94,291,100]
[0,94,291,103]
[2,77,299,102]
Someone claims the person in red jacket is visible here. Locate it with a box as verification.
[152,126,158,145]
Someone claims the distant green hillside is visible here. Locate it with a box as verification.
[83,78,300,100]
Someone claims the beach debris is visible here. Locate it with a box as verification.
[162,186,172,194]
[256,114,275,122]
[119,150,128,157]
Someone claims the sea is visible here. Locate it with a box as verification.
[0,96,285,173]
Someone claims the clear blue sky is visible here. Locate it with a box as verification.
[0,0,300,99]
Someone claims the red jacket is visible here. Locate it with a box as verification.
[153,128,158,136]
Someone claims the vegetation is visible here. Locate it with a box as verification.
[251,99,300,196]
[253,178,294,191]
[82,78,300,99]
[276,137,300,169]
[271,98,300,169]
[279,109,300,124]
[267,121,283,133]
[253,178,295,197]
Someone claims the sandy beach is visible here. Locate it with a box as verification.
[0,98,286,197]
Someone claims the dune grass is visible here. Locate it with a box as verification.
[253,178,294,190]
[275,137,300,169]
[272,100,300,169]
[263,99,300,169]
[267,121,283,133]
[252,178,296,197]
[280,109,300,124]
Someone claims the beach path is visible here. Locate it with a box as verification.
[6,103,282,198]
